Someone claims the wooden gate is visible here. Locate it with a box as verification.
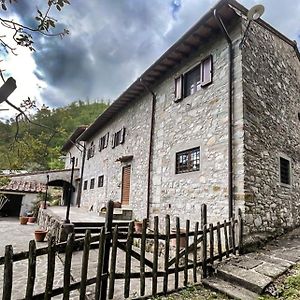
[0,201,243,299]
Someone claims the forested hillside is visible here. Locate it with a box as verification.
[0,100,108,171]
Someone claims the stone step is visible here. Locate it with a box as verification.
[202,277,260,300]
[216,264,272,294]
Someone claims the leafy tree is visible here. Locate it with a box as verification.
[0,100,109,171]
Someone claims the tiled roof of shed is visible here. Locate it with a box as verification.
[0,180,46,193]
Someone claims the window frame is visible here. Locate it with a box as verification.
[83,180,88,190]
[279,156,292,187]
[175,147,200,174]
[90,178,95,189]
[99,132,109,152]
[112,127,126,148]
[98,175,104,187]
[174,54,213,102]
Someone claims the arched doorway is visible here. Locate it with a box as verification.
[48,180,75,206]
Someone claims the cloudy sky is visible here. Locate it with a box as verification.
[0,0,299,119]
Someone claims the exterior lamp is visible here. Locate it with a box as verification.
[0,77,17,104]
[44,174,49,209]
[239,4,265,49]
[64,156,75,224]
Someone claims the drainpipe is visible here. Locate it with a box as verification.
[214,9,234,219]
[140,78,156,220]
[76,142,86,207]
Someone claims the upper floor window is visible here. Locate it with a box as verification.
[176,147,200,174]
[112,127,126,148]
[75,157,79,167]
[99,133,109,152]
[175,55,213,102]
[280,156,291,185]
[87,141,95,160]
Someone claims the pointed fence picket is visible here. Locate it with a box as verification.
[0,201,243,299]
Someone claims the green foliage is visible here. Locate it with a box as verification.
[0,176,10,187]
[0,99,108,171]
[259,264,300,300]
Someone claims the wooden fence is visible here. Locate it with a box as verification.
[0,201,243,299]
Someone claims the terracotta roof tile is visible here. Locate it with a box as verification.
[0,180,46,193]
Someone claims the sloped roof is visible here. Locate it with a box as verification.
[0,180,46,193]
[78,0,299,142]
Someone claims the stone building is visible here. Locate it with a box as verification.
[64,0,300,237]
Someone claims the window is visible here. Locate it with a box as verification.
[280,157,291,185]
[99,133,109,151]
[83,180,88,190]
[75,157,78,167]
[201,55,213,86]
[87,141,95,160]
[112,127,126,148]
[176,147,200,174]
[98,175,104,187]
[174,54,213,101]
[90,178,95,189]
[184,65,201,97]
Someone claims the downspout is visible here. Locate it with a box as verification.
[214,9,234,219]
[76,142,86,207]
[140,78,156,220]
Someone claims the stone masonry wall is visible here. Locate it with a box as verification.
[150,22,244,228]
[81,94,152,221]
[242,21,300,235]
[81,20,245,227]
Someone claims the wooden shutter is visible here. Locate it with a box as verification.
[121,165,131,206]
[174,75,183,102]
[112,133,116,148]
[120,127,126,144]
[201,55,213,86]
[104,132,109,148]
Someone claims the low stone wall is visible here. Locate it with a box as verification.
[37,208,65,242]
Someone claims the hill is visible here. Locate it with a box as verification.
[0,100,108,171]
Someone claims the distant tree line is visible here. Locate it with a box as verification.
[0,99,108,171]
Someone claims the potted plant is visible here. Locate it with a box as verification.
[134,219,143,233]
[19,215,29,225]
[34,229,48,242]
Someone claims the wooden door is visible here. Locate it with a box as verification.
[121,165,131,206]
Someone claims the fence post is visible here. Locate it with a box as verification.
[25,240,37,300]
[44,236,56,300]
[238,208,244,255]
[202,224,208,278]
[201,204,207,228]
[201,204,208,278]
[100,200,114,300]
[3,245,13,300]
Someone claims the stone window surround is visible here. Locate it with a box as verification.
[171,141,202,179]
[278,153,292,187]
[83,180,88,190]
[174,54,213,102]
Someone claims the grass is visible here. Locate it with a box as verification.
[259,264,300,300]
[152,285,229,300]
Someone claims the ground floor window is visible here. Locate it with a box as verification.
[176,147,200,174]
[83,180,88,190]
[98,175,104,187]
[280,156,291,185]
[90,178,95,189]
